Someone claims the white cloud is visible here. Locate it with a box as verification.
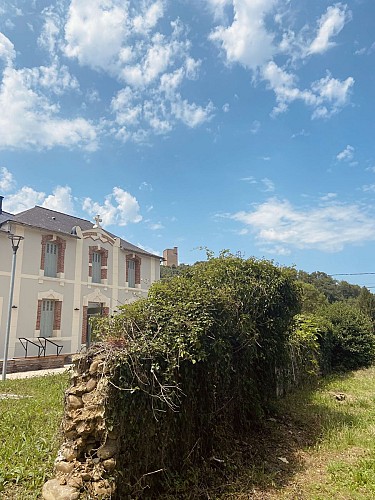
[63,1,210,140]
[231,198,375,253]
[209,0,277,70]
[0,166,15,192]
[82,187,142,227]
[308,3,351,55]
[2,182,74,214]
[36,64,79,95]
[207,3,353,120]
[38,8,61,55]
[171,98,214,128]
[355,42,375,56]
[320,192,337,201]
[0,32,16,65]
[149,222,164,230]
[132,1,165,35]
[240,176,257,184]
[291,129,310,138]
[337,145,354,162]
[64,0,130,73]
[262,62,354,118]
[0,67,98,150]
[311,73,354,119]
[261,177,275,192]
[139,181,153,192]
[207,0,231,21]
[42,186,74,214]
[1,170,142,228]
[250,120,260,134]
[3,186,46,213]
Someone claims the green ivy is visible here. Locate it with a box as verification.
[90,254,303,496]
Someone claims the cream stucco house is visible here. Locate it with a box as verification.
[0,198,161,360]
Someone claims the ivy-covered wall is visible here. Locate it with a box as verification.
[44,256,324,498]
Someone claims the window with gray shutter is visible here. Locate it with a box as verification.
[45,242,58,277]
[128,259,135,288]
[40,300,54,338]
[92,252,102,283]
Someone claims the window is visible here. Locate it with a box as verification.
[40,300,54,338]
[89,246,108,283]
[40,235,66,276]
[44,242,58,277]
[92,251,102,283]
[128,259,135,288]
[126,254,141,287]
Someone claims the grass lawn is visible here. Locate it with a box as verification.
[217,366,375,499]
[1,367,375,499]
[0,372,69,500]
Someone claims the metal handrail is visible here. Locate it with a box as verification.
[37,337,63,356]
[19,338,45,358]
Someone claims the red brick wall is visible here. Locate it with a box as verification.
[36,300,42,330]
[54,301,62,330]
[82,306,88,344]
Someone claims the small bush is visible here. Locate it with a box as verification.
[322,302,375,371]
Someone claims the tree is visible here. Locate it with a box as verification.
[297,271,361,304]
[299,281,328,314]
[321,302,375,371]
[357,287,375,322]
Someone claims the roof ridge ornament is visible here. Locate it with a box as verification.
[93,214,102,228]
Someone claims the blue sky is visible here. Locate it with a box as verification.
[1,0,375,287]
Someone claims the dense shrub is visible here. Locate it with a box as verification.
[321,302,375,371]
[91,255,302,495]
[290,314,333,377]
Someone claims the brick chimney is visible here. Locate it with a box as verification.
[163,247,178,267]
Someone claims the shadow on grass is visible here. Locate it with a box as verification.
[160,370,363,499]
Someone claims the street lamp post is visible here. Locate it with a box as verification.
[2,234,24,381]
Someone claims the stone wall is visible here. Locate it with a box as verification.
[42,353,118,500]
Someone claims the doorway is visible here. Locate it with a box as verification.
[87,302,103,346]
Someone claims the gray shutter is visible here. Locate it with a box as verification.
[45,242,57,277]
[128,260,135,288]
[92,252,102,283]
[40,300,54,338]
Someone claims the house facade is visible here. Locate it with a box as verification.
[0,202,161,359]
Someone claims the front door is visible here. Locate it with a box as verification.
[87,302,103,346]
[40,300,54,338]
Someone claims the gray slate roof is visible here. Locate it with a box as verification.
[5,206,160,259]
[0,211,15,226]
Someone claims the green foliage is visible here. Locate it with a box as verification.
[321,302,375,371]
[357,287,375,322]
[91,254,302,496]
[297,271,362,304]
[159,263,191,280]
[291,313,333,376]
[299,281,329,314]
